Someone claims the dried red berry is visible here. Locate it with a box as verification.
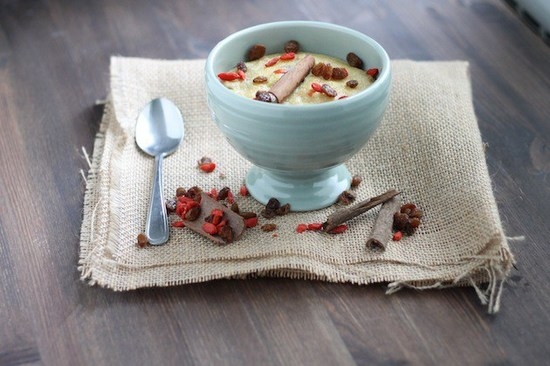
[307,223,323,231]
[199,162,216,173]
[265,56,280,67]
[296,224,308,233]
[244,217,258,228]
[366,68,379,79]
[329,224,348,234]
[392,231,403,241]
[218,72,241,81]
[311,82,323,93]
[202,222,218,235]
[239,185,248,196]
[280,52,296,60]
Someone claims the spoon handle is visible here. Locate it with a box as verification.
[146,154,169,245]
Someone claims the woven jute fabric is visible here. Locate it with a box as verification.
[79,57,514,313]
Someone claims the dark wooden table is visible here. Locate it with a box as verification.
[1,0,549,365]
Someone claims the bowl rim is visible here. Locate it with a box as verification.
[205,20,391,112]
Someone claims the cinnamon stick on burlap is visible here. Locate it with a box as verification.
[256,54,315,103]
[323,189,400,232]
[366,197,401,252]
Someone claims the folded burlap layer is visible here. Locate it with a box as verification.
[79,57,513,312]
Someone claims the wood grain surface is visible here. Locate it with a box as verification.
[1,0,549,365]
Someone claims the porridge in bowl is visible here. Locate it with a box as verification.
[205,21,391,210]
[217,40,380,105]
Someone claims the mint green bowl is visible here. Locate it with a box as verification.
[205,21,391,211]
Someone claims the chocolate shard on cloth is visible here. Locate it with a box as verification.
[79,57,514,313]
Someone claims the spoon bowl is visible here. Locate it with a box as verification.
[136,97,184,245]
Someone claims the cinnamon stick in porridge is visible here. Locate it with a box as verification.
[366,197,401,252]
[323,189,400,232]
[256,54,315,103]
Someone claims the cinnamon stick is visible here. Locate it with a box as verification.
[366,197,401,252]
[256,54,315,103]
[323,189,400,232]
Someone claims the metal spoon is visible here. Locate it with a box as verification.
[135,97,184,245]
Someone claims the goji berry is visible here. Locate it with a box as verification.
[211,208,224,218]
[202,222,218,235]
[273,69,287,74]
[216,219,228,230]
[392,231,403,241]
[244,217,258,228]
[279,52,296,60]
[307,223,323,231]
[239,185,248,196]
[172,221,185,228]
[329,224,348,234]
[366,68,379,78]
[296,224,308,233]
[226,190,235,204]
[237,69,246,80]
[176,201,186,216]
[265,56,280,67]
[199,162,216,173]
[178,195,195,204]
[311,83,323,93]
[218,72,241,81]
[209,187,218,199]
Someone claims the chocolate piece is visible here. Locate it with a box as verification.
[183,192,245,244]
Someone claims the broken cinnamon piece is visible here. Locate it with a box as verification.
[183,192,245,244]
[265,54,315,103]
[323,189,400,232]
[366,197,401,252]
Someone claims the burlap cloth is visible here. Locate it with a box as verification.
[79,57,514,313]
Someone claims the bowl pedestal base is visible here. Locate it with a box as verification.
[245,164,351,211]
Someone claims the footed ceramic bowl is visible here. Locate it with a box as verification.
[205,21,391,211]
